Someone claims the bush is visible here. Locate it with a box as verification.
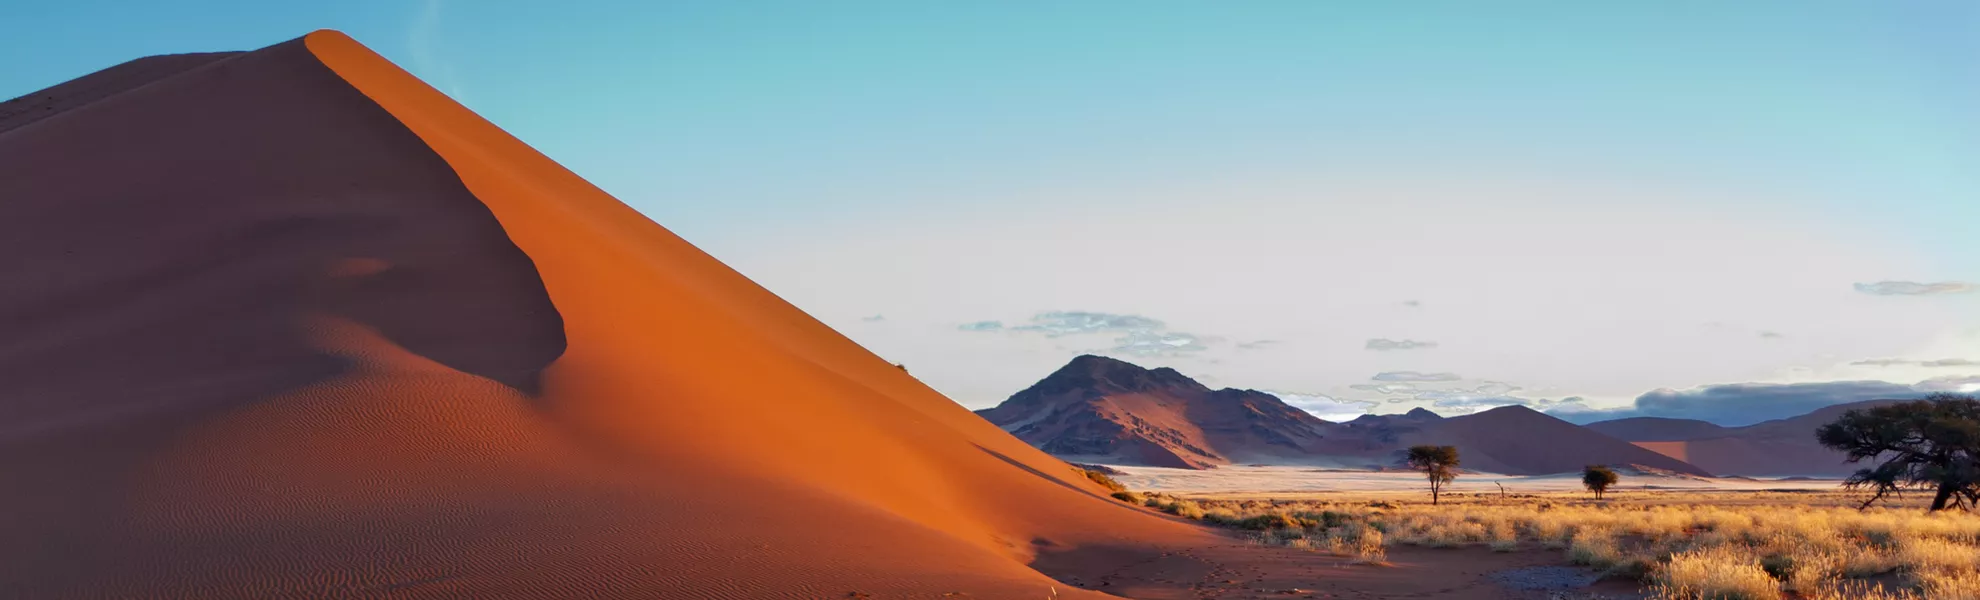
[1111,490,1145,504]
[1156,499,1206,520]
[1346,524,1388,565]
[1233,513,1315,531]
[1080,468,1127,493]
[1605,556,1658,583]
[1200,508,1240,525]
[1567,528,1621,569]
[1759,553,1795,581]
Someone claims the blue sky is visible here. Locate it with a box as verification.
[7,2,1976,425]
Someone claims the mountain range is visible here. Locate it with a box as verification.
[977,355,1714,476]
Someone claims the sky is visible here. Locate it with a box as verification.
[7,2,1976,426]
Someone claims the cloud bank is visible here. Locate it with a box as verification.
[957,310,1217,357]
[1853,358,1980,368]
[1853,281,1974,296]
[1547,379,1980,426]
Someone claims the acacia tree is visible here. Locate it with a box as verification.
[1406,445,1460,505]
[1582,465,1619,500]
[1816,393,1980,511]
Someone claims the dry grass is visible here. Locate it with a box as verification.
[1651,545,1780,600]
[1079,468,1127,493]
[1139,491,1980,598]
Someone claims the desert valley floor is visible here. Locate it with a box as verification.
[1025,468,1973,600]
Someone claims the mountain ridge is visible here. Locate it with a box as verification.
[979,356,1711,476]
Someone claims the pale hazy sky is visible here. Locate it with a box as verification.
[7,2,1976,425]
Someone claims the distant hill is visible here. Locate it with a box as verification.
[973,355,1338,468]
[1585,399,1906,476]
[979,356,1711,476]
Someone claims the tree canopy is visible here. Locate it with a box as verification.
[1815,393,1980,511]
[1582,465,1619,500]
[1405,445,1460,505]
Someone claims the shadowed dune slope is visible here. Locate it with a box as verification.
[0,31,1209,598]
[1582,417,1729,442]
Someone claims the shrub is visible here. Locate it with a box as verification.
[1080,468,1127,493]
[1653,545,1782,600]
[1233,513,1313,531]
[1759,553,1795,581]
[1348,524,1387,565]
[1161,500,1206,520]
[1111,490,1145,504]
[1605,556,1658,582]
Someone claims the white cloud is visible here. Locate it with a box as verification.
[958,310,1217,357]
[1349,383,1418,395]
[1366,338,1438,351]
[1372,371,1461,382]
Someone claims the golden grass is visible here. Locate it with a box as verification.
[1140,491,1980,598]
[1651,545,1780,600]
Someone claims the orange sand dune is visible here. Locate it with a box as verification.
[0,31,1214,598]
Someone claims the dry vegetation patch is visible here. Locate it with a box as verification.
[1140,492,1980,599]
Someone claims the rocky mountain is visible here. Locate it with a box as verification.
[974,355,1342,468]
[1586,400,1905,476]
[979,356,1712,476]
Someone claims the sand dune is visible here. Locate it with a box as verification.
[1413,406,1711,477]
[1586,400,1900,476]
[0,31,1214,598]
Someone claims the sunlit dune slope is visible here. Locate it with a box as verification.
[0,31,1208,598]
